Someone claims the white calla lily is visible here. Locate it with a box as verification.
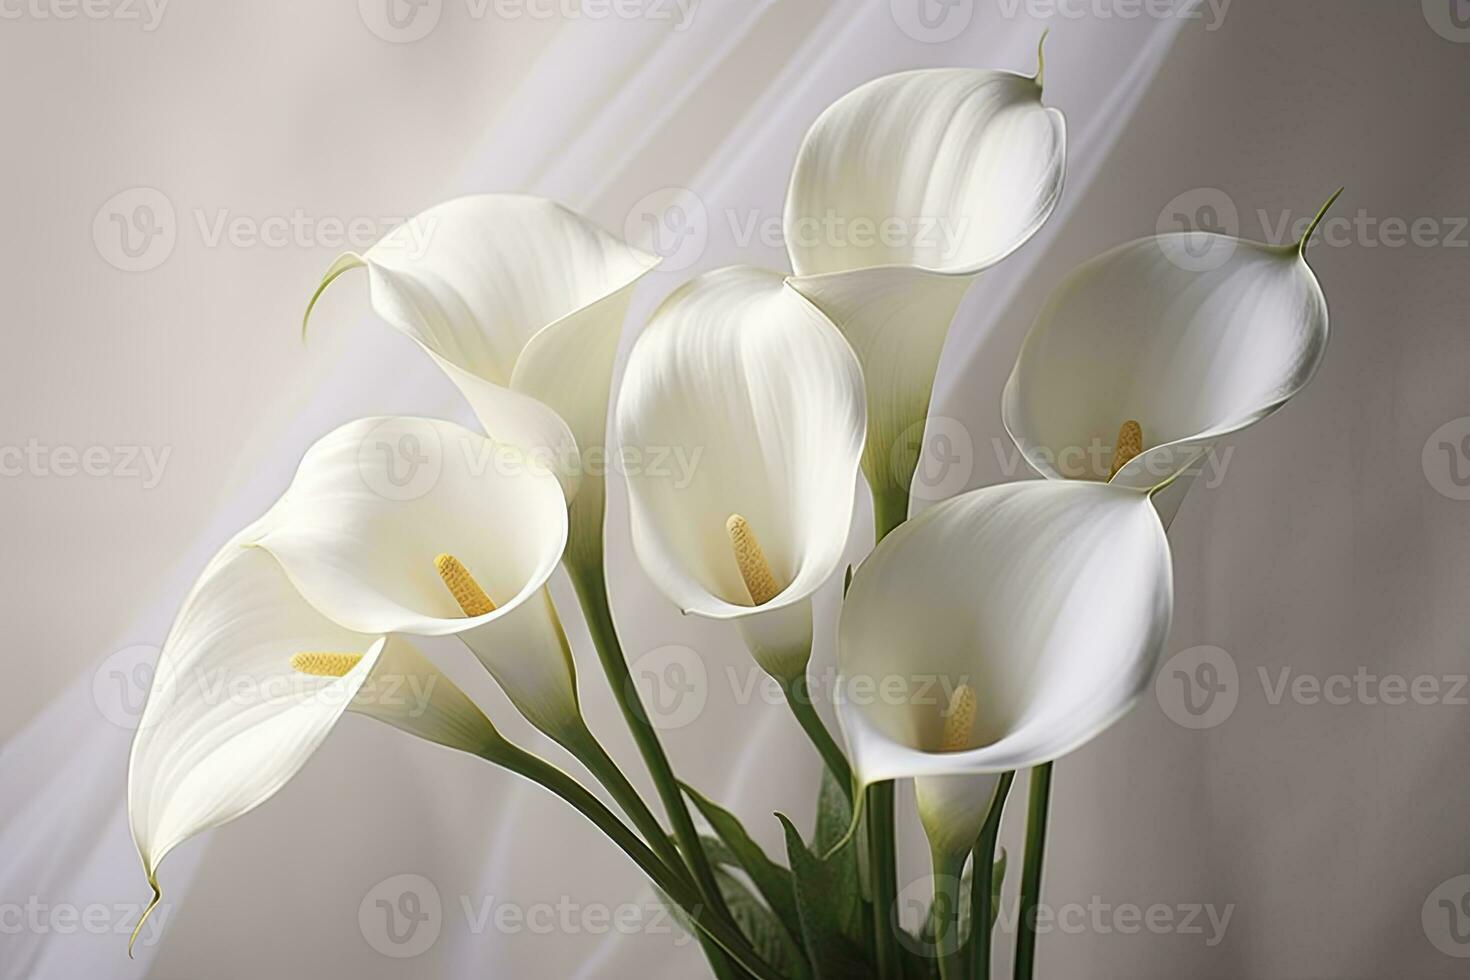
[837,480,1172,858]
[249,416,582,739]
[783,57,1065,520]
[127,533,496,949]
[616,266,866,679]
[305,194,661,567]
[1002,203,1336,525]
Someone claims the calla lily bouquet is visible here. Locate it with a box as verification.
[128,42,1336,980]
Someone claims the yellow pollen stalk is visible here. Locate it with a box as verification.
[940,683,977,752]
[1109,420,1144,479]
[435,553,496,616]
[289,652,364,678]
[725,514,781,605]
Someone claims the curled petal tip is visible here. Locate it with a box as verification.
[1298,187,1345,255]
[127,877,162,958]
[1035,29,1050,88]
[301,252,366,342]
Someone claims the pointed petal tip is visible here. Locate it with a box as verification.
[301,252,366,342]
[1035,29,1050,88]
[1298,187,1345,255]
[127,876,162,958]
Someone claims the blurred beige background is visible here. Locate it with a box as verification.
[3,1,1469,977]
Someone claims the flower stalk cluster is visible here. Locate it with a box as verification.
[127,41,1336,980]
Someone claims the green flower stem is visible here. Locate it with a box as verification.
[1013,763,1053,980]
[566,555,738,936]
[865,483,910,978]
[866,780,900,979]
[968,771,1015,980]
[560,719,696,892]
[777,671,853,803]
[480,738,781,980]
[928,848,967,980]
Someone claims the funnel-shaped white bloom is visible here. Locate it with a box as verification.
[305,194,661,566]
[128,534,495,918]
[1002,231,1331,524]
[838,480,1172,855]
[784,64,1065,507]
[616,267,865,678]
[250,416,580,738]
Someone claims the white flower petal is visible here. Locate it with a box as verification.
[348,635,500,756]
[837,481,1172,790]
[787,268,972,503]
[456,586,581,738]
[128,535,386,883]
[1002,234,1330,490]
[305,194,660,513]
[784,67,1065,498]
[615,267,865,632]
[253,416,568,637]
[915,773,1001,862]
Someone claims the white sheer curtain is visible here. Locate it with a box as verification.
[8,2,1464,977]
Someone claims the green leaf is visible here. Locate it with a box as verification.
[649,884,743,980]
[777,812,867,979]
[812,768,851,855]
[680,782,804,953]
[716,869,811,979]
